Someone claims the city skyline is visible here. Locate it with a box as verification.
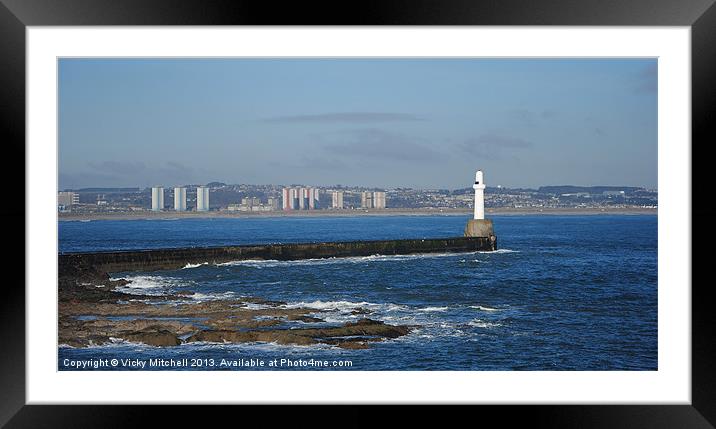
[59,180,658,192]
[59,58,657,190]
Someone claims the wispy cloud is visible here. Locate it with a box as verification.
[541,109,557,119]
[262,112,426,123]
[320,128,446,163]
[507,109,538,128]
[163,161,194,178]
[458,134,533,160]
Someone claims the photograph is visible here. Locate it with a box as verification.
[57,57,658,372]
[3,0,709,423]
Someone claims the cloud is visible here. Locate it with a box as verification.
[507,109,538,128]
[458,134,533,160]
[541,109,557,119]
[320,128,446,163]
[162,161,193,177]
[262,112,426,123]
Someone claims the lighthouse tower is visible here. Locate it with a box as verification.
[464,169,495,240]
[473,170,486,220]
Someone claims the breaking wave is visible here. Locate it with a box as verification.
[467,319,502,328]
[112,275,193,296]
[183,262,208,269]
[282,300,387,311]
[216,251,488,268]
[418,306,449,312]
[189,291,237,301]
[470,305,500,312]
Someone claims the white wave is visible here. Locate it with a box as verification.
[385,304,407,312]
[190,291,236,301]
[113,275,192,296]
[478,249,519,254]
[320,314,360,323]
[418,306,449,312]
[470,305,500,312]
[76,338,154,349]
[283,300,377,311]
[183,340,338,351]
[280,299,411,325]
[217,251,478,268]
[282,299,409,313]
[468,319,502,328]
[183,262,208,269]
[114,275,173,289]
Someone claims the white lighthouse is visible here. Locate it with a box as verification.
[464,169,495,242]
[473,170,486,220]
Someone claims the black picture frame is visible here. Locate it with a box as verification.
[2,0,712,426]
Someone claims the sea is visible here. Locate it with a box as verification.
[58,214,657,371]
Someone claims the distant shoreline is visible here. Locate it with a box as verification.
[58,207,657,221]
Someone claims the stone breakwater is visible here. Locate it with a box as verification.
[59,236,497,276]
[58,237,496,350]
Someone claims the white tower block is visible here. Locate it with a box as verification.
[174,187,187,211]
[151,186,164,211]
[473,170,486,220]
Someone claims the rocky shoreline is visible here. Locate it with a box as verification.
[59,266,413,350]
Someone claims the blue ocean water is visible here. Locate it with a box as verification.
[58,215,657,371]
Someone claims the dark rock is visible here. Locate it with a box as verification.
[241,297,287,306]
[187,329,316,346]
[346,318,384,327]
[287,315,324,323]
[122,330,181,347]
[336,341,371,350]
[186,318,410,347]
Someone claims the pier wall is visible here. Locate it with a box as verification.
[58,236,496,276]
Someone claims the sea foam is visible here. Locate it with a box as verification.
[182,262,208,269]
[217,251,482,268]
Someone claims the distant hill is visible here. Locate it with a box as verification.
[452,187,537,194]
[206,182,227,188]
[538,185,643,194]
[71,187,141,193]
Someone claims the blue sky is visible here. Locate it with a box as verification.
[58,58,657,189]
